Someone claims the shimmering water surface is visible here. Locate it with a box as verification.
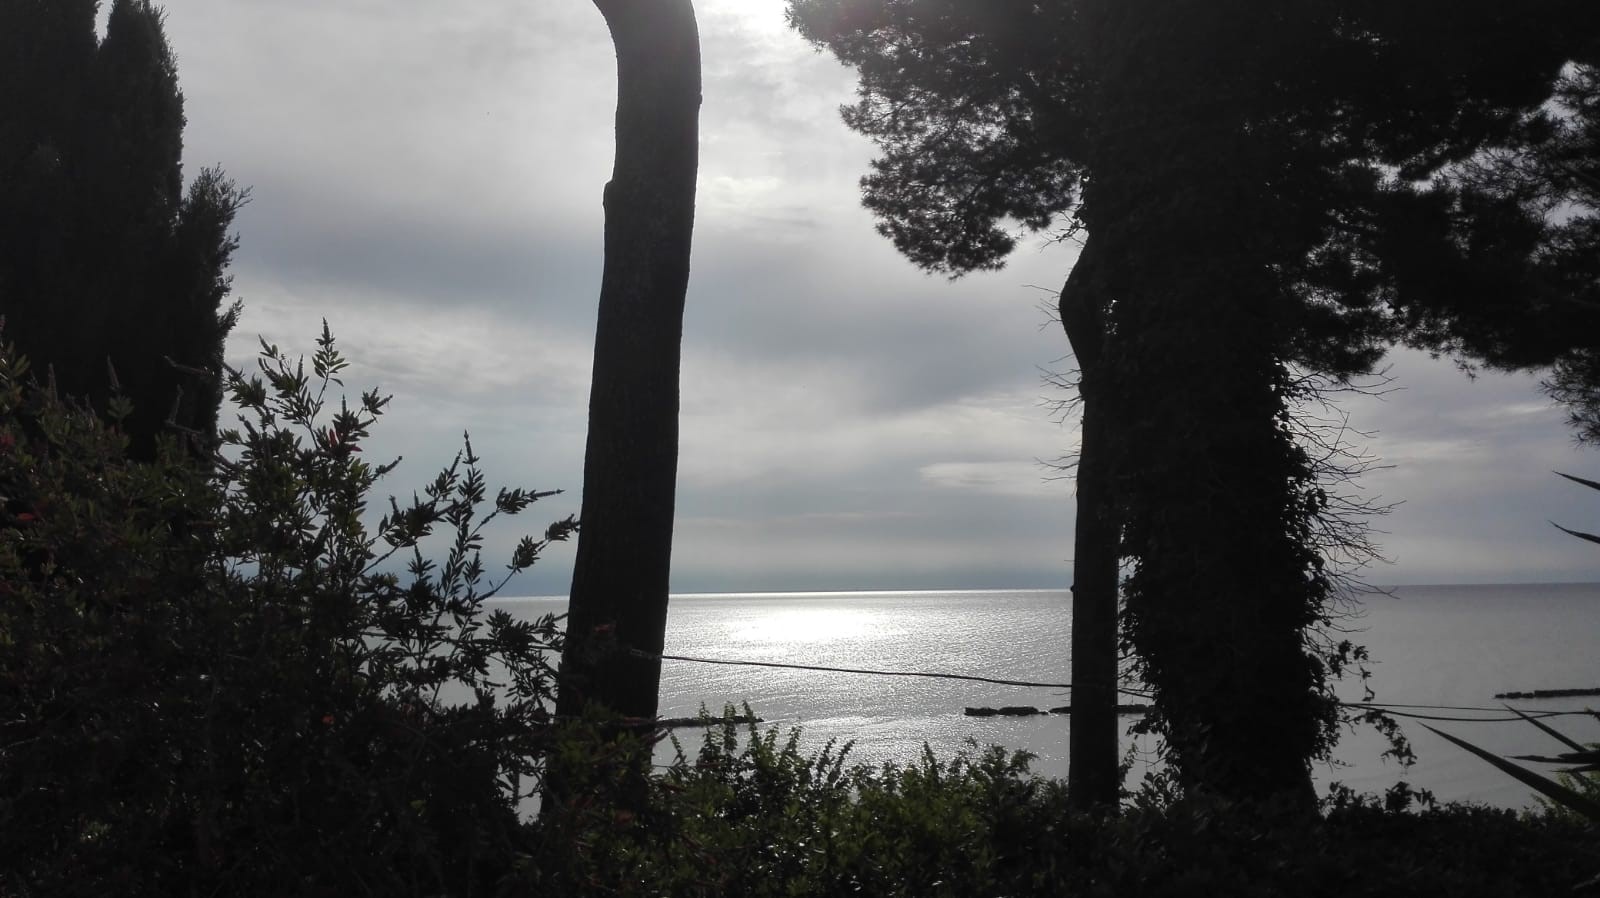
[500,583,1600,809]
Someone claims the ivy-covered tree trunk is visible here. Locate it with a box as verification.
[1088,94,1330,808]
[556,0,701,723]
[1058,237,1122,810]
[1110,287,1328,807]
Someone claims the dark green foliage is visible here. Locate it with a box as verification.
[0,0,244,461]
[527,712,1073,896]
[1444,60,1600,443]
[787,0,1599,378]
[1549,349,1600,445]
[0,328,573,896]
[521,714,1600,897]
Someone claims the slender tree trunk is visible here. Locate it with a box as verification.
[556,0,701,723]
[1058,236,1122,811]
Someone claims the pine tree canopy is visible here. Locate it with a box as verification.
[788,0,1600,387]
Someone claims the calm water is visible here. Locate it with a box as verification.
[499,583,1600,809]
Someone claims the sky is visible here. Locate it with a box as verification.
[148,0,1600,594]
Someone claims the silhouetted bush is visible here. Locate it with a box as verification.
[519,711,1598,897]
[0,326,573,896]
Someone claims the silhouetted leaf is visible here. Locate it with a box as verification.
[1551,521,1600,546]
[1554,470,1600,493]
[1504,704,1589,753]
[1424,725,1600,822]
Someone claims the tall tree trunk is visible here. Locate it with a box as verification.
[1089,156,1325,810]
[556,0,701,724]
[1078,0,1325,810]
[1110,261,1324,809]
[1059,236,1122,811]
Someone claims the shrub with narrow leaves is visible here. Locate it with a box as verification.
[0,325,573,896]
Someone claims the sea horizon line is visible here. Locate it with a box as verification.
[492,580,1600,603]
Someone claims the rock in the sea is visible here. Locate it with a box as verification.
[657,714,763,729]
[965,703,1152,717]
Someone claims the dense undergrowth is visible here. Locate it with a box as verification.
[1,331,1594,897]
[527,713,1599,898]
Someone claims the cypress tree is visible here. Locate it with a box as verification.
[0,0,243,461]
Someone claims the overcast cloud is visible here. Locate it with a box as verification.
[149,0,1600,594]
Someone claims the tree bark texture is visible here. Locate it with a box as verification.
[1058,236,1122,811]
[557,0,701,723]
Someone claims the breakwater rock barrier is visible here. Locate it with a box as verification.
[964,704,1150,717]
[1493,687,1600,700]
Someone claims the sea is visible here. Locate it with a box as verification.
[494,583,1600,810]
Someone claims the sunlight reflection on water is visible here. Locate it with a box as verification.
[499,583,1600,809]
[725,606,892,644]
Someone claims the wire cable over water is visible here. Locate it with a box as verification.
[635,649,1599,722]
[638,649,1090,691]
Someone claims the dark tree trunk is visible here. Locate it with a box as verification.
[1073,1,1325,810]
[1109,264,1324,809]
[1087,154,1325,811]
[1058,236,1122,811]
[556,0,701,724]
